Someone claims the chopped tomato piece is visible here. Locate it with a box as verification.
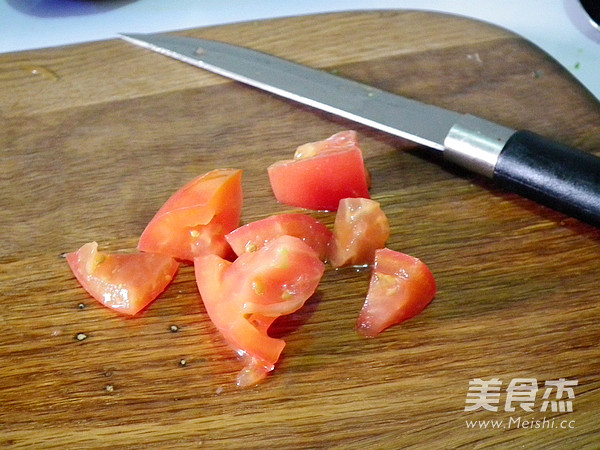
[328,198,390,268]
[357,248,436,337]
[138,169,242,261]
[66,242,178,316]
[267,131,370,211]
[225,213,333,261]
[194,235,325,386]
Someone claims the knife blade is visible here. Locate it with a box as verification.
[121,32,600,227]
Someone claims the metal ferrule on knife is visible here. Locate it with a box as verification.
[443,114,514,178]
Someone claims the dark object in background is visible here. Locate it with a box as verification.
[580,0,600,29]
[6,0,136,17]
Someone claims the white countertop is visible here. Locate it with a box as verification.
[2,0,599,100]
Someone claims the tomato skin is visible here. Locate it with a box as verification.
[225,213,333,261]
[194,235,325,386]
[66,242,179,316]
[267,131,370,211]
[357,248,436,337]
[138,169,242,261]
[328,198,390,268]
[194,255,286,374]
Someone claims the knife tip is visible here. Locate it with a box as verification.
[119,32,141,40]
[119,33,152,48]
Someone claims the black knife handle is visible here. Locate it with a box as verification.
[493,130,600,227]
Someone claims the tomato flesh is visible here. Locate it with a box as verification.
[267,131,370,211]
[225,213,333,261]
[357,248,436,337]
[66,242,179,316]
[293,130,360,159]
[328,198,390,268]
[138,169,242,261]
[195,235,325,386]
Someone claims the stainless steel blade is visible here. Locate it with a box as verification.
[121,32,462,151]
[120,32,600,227]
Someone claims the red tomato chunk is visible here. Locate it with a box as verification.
[65,126,440,388]
[138,168,242,261]
[194,235,325,387]
[225,213,333,261]
[267,131,370,211]
[357,248,436,337]
[67,242,179,316]
[329,198,390,268]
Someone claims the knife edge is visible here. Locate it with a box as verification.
[120,33,464,151]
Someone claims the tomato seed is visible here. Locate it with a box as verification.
[75,333,87,341]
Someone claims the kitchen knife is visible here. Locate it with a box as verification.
[121,33,600,227]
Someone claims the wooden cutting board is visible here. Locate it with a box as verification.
[1,11,599,448]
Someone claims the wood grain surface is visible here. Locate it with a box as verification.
[1,11,600,449]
